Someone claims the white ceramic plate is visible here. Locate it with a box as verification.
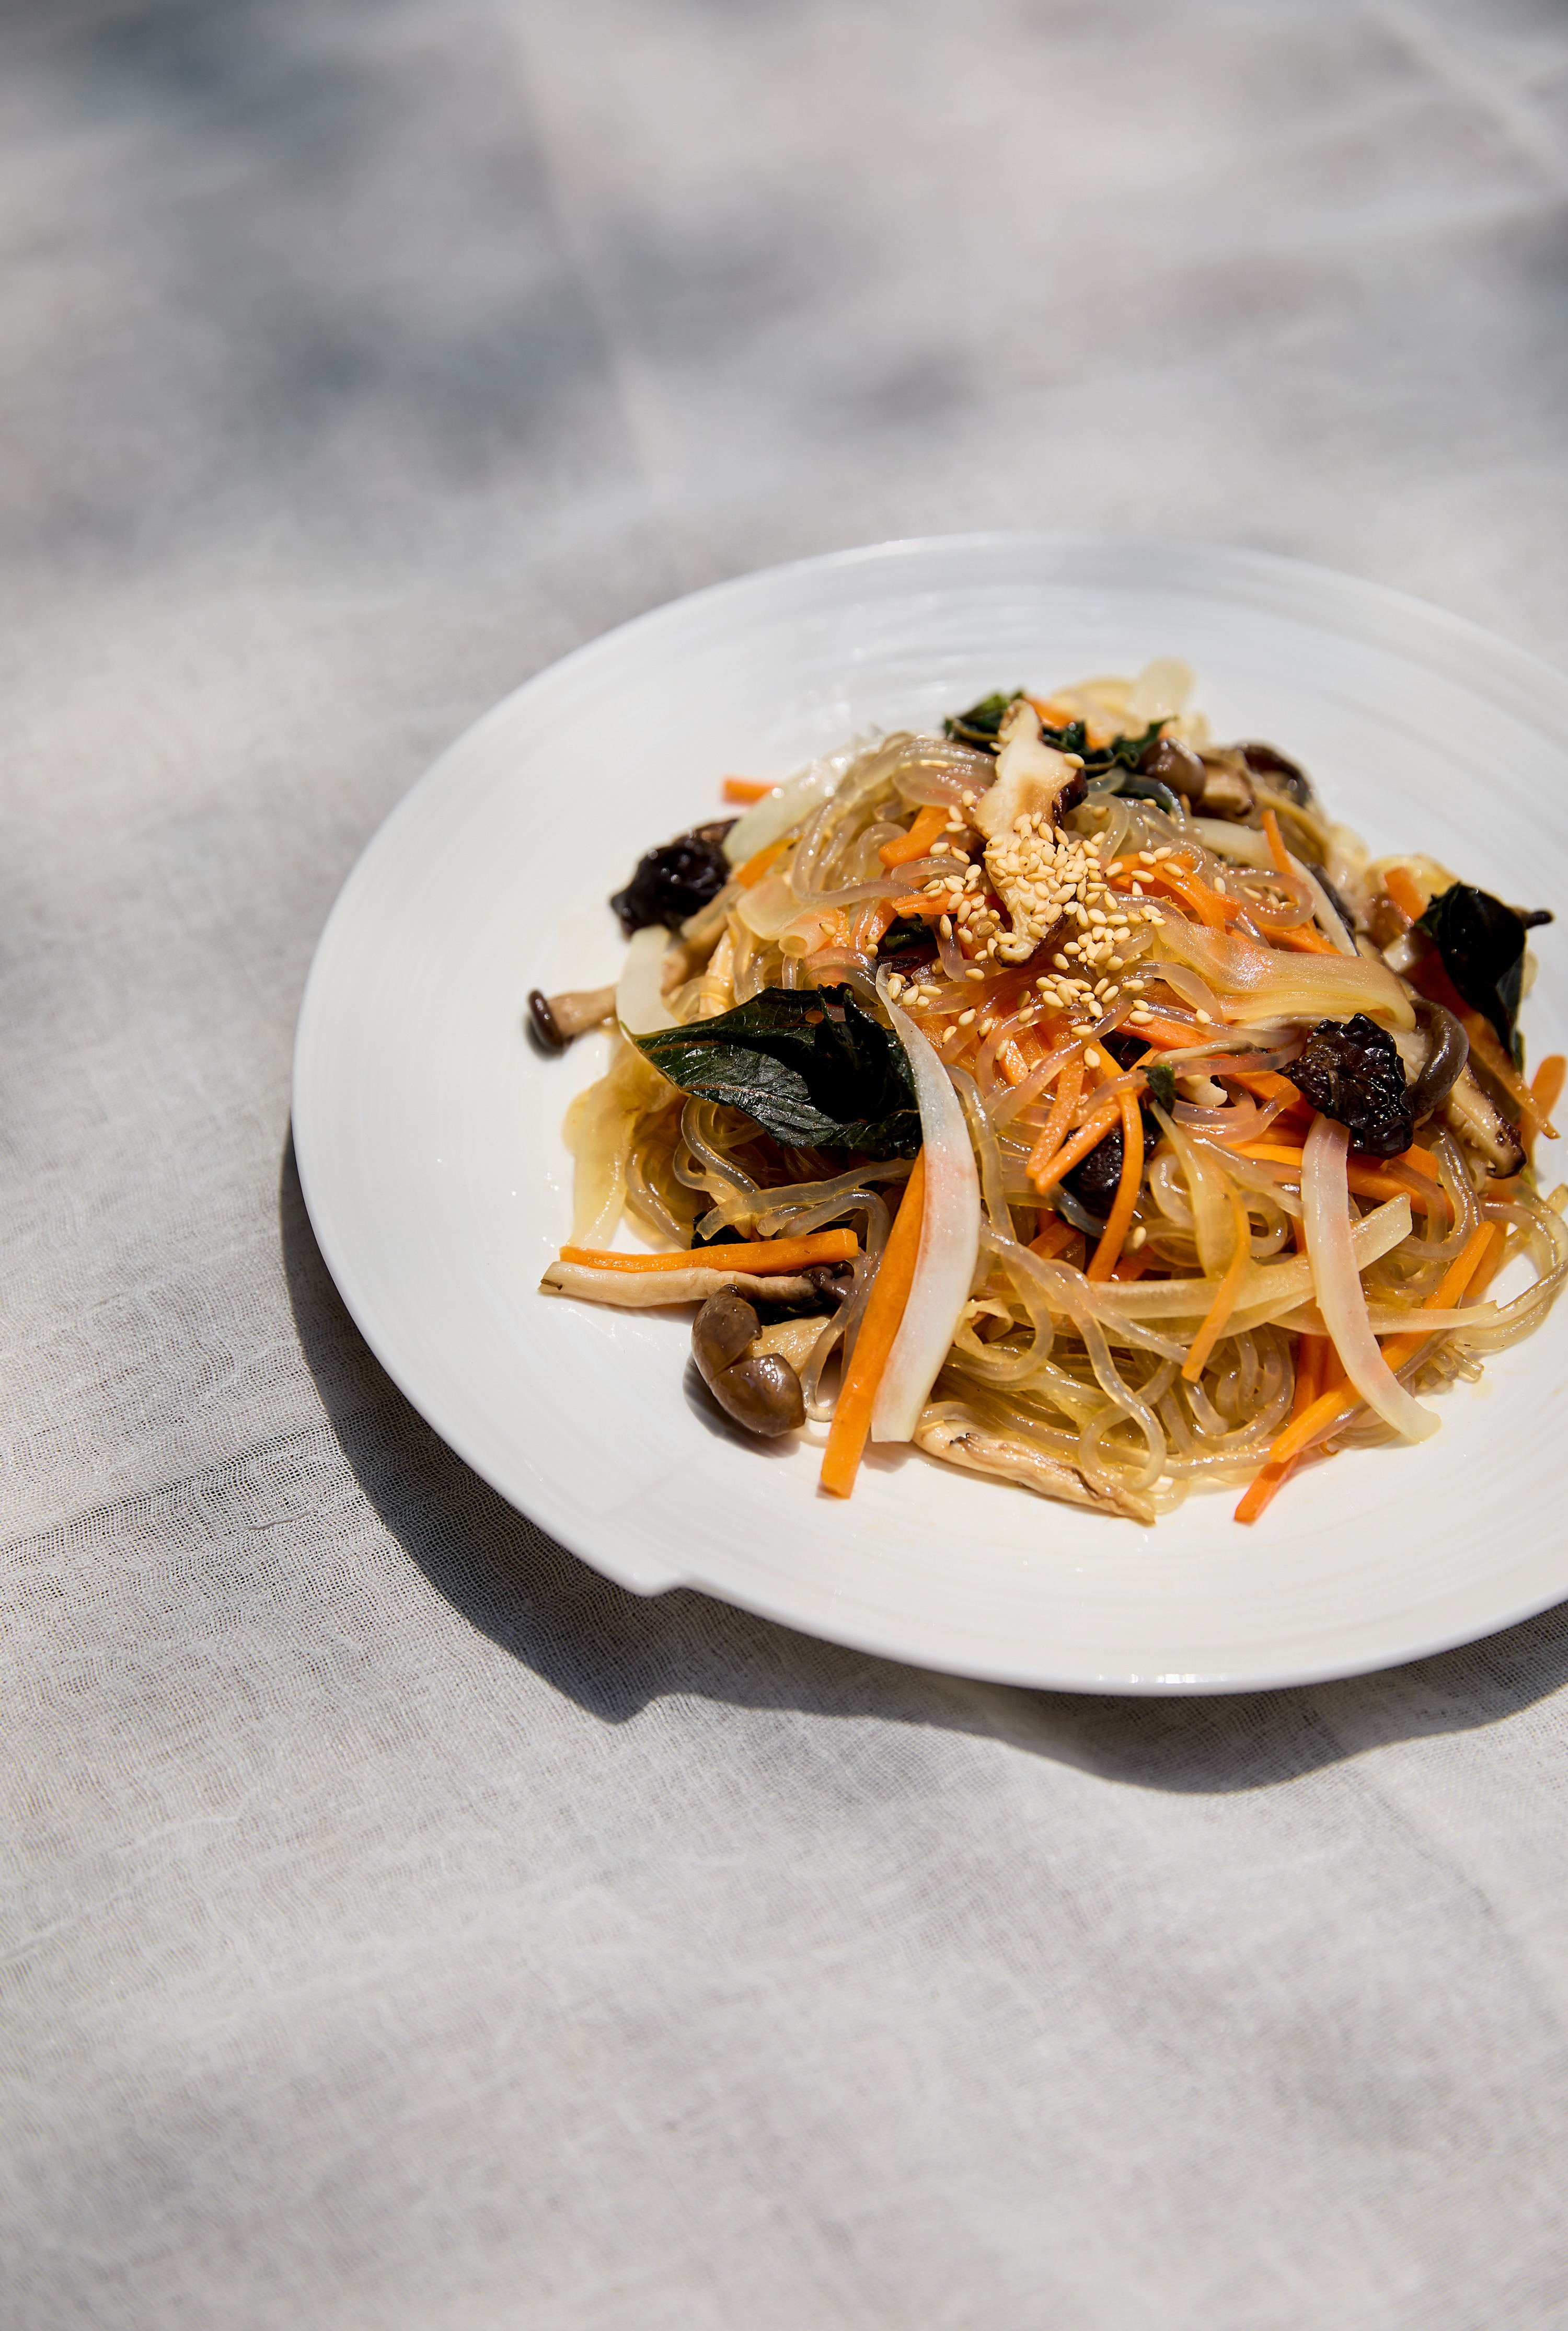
[293,535,1568,1693]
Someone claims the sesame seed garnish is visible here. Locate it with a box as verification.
[1083,1047,1102,1069]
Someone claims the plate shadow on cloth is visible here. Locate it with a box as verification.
[280,1136,1568,1789]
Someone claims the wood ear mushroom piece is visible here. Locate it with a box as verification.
[527,984,617,1052]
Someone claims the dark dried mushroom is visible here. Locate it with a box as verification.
[691,1290,806,1436]
[527,983,616,1053]
[610,821,736,936]
[1416,882,1540,1055]
[1063,1103,1161,1223]
[1139,733,1207,803]
[1236,740,1313,806]
[752,1261,852,1324]
[1405,998,1469,1125]
[1287,1014,1414,1158]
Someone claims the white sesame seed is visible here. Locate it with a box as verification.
[958,1007,976,1026]
[1129,1225,1147,1250]
[1195,1008,1213,1024]
[1083,1047,1102,1069]
[966,967,986,982]
[939,914,952,937]
[1153,846,1173,860]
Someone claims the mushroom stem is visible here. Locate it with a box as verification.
[527,983,617,1052]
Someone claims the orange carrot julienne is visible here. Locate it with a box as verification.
[1126,1011,1212,1049]
[1270,922,1338,955]
[820,1152,927,1499]
[1233,1327,1329,1524]
[1087,1089,1145,1281]
[1258,1220,1496,1472]
[1030,1095,1122,1194]
[879,802,950,870]
[1530,1054,1565,1154]
[1027,1056,1084,1187]
[1261,808,1293,878]
[1382,864,1425,923]
[721,776,775,805]
[561,1229,858,1275]
[734,836,787,888]
[1465,1218,1509,1303]
[1029,1215,1080,1261]
[1248,813,1337,949]
[889,893,946,921]
[1182,1189,1252,1381]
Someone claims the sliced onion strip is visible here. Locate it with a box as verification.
[615,925,678,1036]
[870,991,982,1443]
[1301,1113,1438,1441]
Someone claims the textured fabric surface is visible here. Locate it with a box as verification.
[6,3,1568,2325]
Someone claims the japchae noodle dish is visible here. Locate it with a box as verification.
[533,662,1565,1524]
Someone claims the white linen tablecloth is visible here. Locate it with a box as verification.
[6,3,1568,2323]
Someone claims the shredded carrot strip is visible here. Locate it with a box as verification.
[1229,1070,1306,1105]
[996,1039,1032,1086]
[1465,1219,1509,1302]
[1087,1089,1145,1281]
[1127,1011,1213,1050]
[1230,1142,1307,1167]
[1260,807,1292,877]
[1234,1329,1329,1524]
[1530,1054,1565,1153]
[889,893,946,921]
[1346,1163,1450,1214]
[1182,1189,1253,1381]
[1029,1215,1080,1261]
[1270,922,1338,955]
[1110,1247,1151,1281]
[1026,1057,1083,1187]
[1259,1221,1496,1469]
[820,1153,927,1499]
[879,802,949,870]
[852,899,896,951]
[1249,809,1335,949]
[1029,1095,1122,1193]
[1383,864,1425,923]
[734,836,787,888]
[721,776,775,805]
[1027,695,1081,729]
[1227,1141,1449,1216]
[561,1228,859,1275]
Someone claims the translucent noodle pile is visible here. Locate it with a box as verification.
[540,663,1566,1525]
